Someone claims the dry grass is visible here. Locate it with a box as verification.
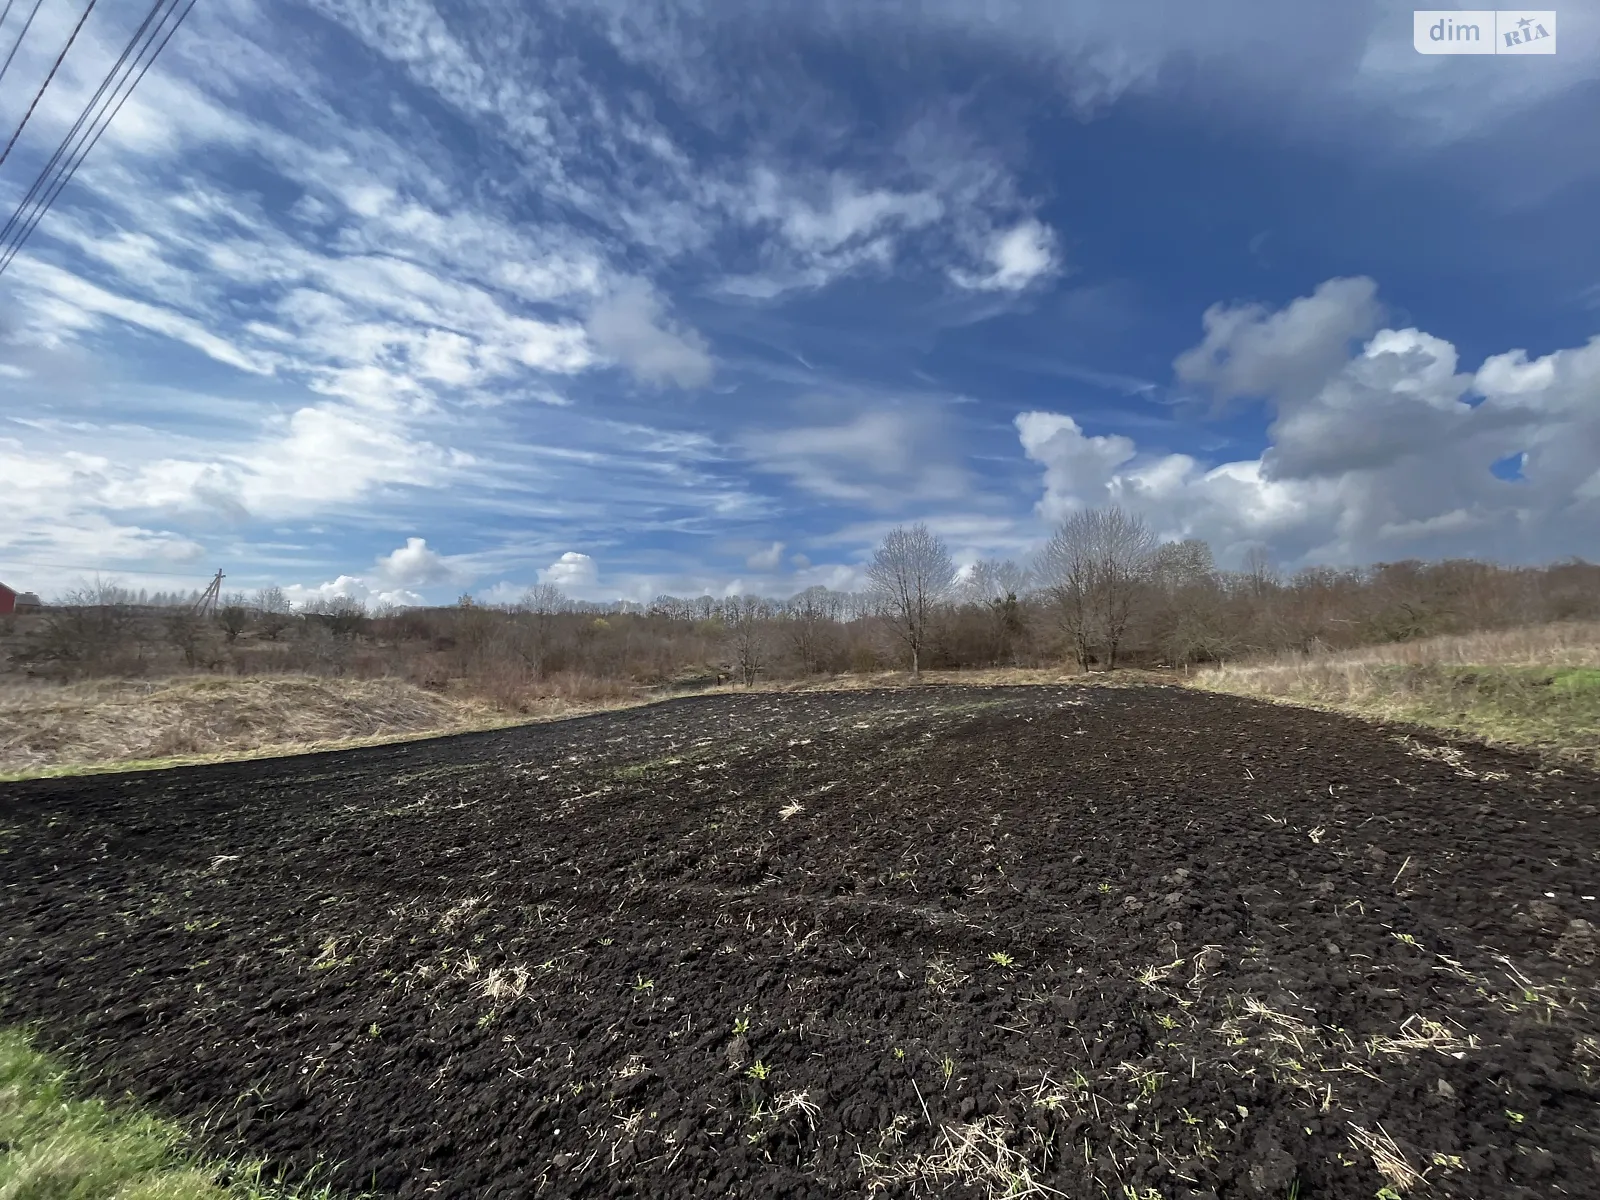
[1194,622,1600,765]
[0,674,645,780]
[0,661,1166,780]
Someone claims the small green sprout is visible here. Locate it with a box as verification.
[367,1023,381,1038]
[631,975,655,993]
[1376,1188,1404,1200]
[746,1060,770,1081]
[893,1046,906,1060]
[599,937,614,946]
[1098,882,1113,894]
[941,1055,956,1084]
[733,1016,750,1035]
[988,950,1016,968]
[1506,1109,1525,1124]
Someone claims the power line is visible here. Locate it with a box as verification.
[0,0,196,277]
[0,0,171,256]
[0,0,44,93]
[0,0,100,168]
[0,1,15,39]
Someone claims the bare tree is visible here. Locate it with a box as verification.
[783,586,835,675]
[1244,546,1279,598]
[727,595,769,686]
[254,586,293,640]
[1036,506,1156,670]
[26,578,142,677]
[962,559,1031,665]
[867,523,957,677]
[508,583,569,677]
[304,595,369,641]
[217,594,251,642]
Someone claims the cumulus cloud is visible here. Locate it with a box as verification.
[952,219,1059,292]
[586,280,714,388]
[746,541,785,570]
[539,551,600,589]
[374,536,457,587]
[282,574,425,610]
[280,537,460,610]
[1021,277,1600,566]
[1173,276,1383,405]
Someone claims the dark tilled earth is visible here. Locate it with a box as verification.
[2,685,1598,1199]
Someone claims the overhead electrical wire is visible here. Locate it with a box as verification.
[0,0,173,250]
[0,0,197,278]
[0,0,45,93]
[0,0,101,168]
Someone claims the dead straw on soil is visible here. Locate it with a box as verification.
[1193,621,1600,766]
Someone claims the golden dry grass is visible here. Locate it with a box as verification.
[0,675,645,779]
[0,663,1178,779]
[1194,622,1600,765]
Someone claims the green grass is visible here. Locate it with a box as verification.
[1394,665,1600,760]
[0,1028,351,1200]
[1200,659,1600,765]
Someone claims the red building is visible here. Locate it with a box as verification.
[0,583,42,615]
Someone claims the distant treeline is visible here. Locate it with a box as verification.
[6,511,1599,703]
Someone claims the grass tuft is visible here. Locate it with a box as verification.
[1195,622,1600,765]
[0,1027,352,1200]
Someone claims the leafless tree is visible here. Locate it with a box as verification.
[304,595,369,641]
[962,559,1031,665]
[254,586,294,640]
[520,583,569,615]
[1036,506,1157,670]
[783,586,835,675]
[867,523,957,677]
[505,583,569,677]
[1244,546,1278,597]
[727,595,769,686]
[217,595,251,642]
[167,610,207,667]
[28,578,143,677]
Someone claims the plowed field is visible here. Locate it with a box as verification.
[2,686,1597,1199]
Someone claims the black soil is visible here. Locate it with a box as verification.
[2,686,1597,1199]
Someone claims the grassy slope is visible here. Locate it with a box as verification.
[1194,622,1600,766]
[0,676,645,781]
[0,1028,348,1200]
[0,671,1099,780]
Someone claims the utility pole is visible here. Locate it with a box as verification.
[192,569,223,618]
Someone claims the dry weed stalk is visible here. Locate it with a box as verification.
[1348,1123,1426,1192]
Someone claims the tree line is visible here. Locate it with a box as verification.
[5,508,1597,692]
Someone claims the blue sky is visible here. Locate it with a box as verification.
[1,0,1597,607]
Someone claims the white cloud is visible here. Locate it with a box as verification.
[741,410,970,508]
[282,574,425,610]
[375,536,457,587]
[586,280,714,388]
[1173,276,1383,405]
[746,541,785,570]
[1022,277,1600,566]
[952,219,1059,292]
[539,551,600,589]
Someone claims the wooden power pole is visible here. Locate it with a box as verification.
[192,569,224,618]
